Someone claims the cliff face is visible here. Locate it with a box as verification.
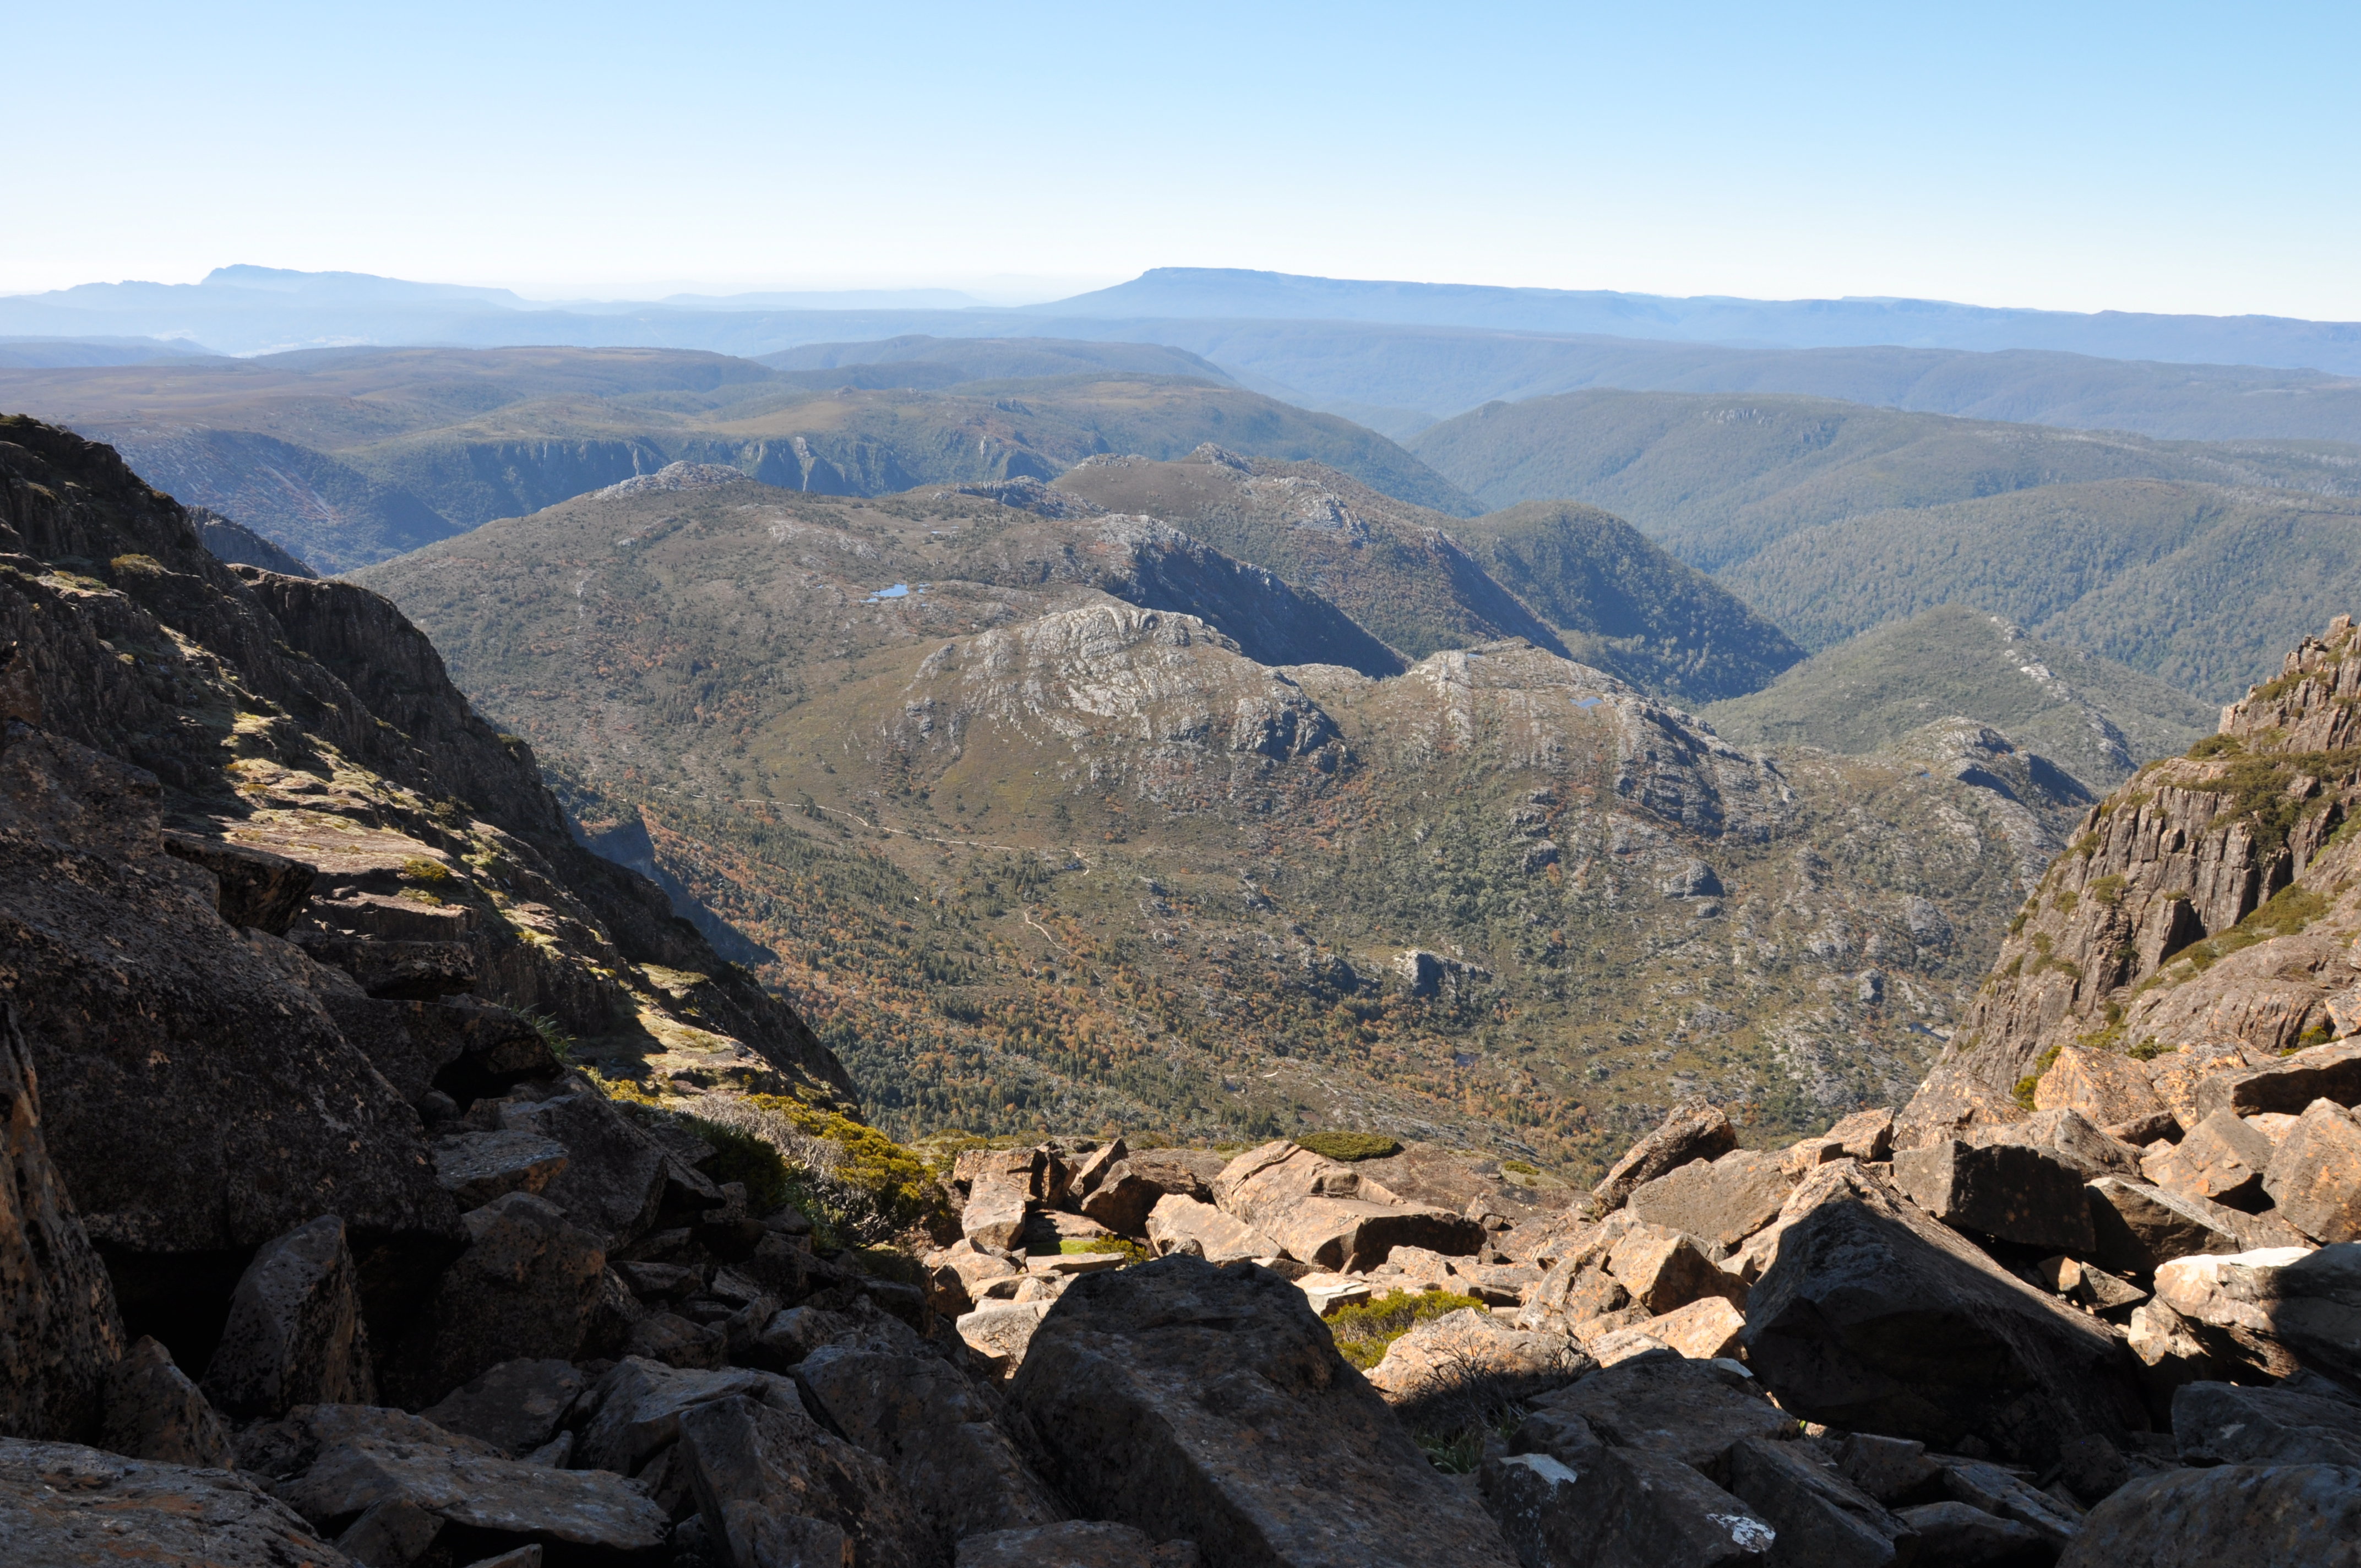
[1907,614,2361,1129]
[0,414,856,1422]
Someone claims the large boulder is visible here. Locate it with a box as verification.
[99,1335,235,1468]
[384,1191,605,1407]
[574,1358,801,1479]
[494,1089,670,1248]
[2086,1177,2271,1275]
[2151,1243,2361,1385]
[1742,1162,2148,1467]
[1363,1308,1584,1401]
[202,1215,377,1419]
[1625,1148,1795,1250]
[1145,1195,1276,1264]
[2192,1041,2361,1122]
[1892,1137,2096,1253]
[1483,1446,1775,1566]
[1009,1256,1520,1566]
[0,1438,352,1566]
[1724,1435,1918,1568]
[2054,1463,2361,1567]
[793,1344,1067,1546]
[2144,1111,2277,1210]
[1966,1108,2147,1180]
[1593,1099,1737,1212]
[1520,1353,1796,1480]
[417,1358,584,1458]
[1209,1142,1482,1269]
[2262,1099,2361,1243]
[675,1390,937,1568]
[2037,1047,2168,1131]
[0,1001,123,1444]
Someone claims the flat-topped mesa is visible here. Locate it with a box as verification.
[1905,615,2361,1136]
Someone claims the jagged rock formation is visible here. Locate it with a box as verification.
[1908,614,2361,1130]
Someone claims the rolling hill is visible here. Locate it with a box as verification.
[0,345,1476,569]
[355,471,2046,1162]
[1404,388,2361,568]
[1700,607,2215,791]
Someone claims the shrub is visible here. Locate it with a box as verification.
[2127,1037,2168,1061]
[1297,1131,1404,1162]
[678,1114,791,1213]
[400,857,452,883]
[1070,1235,1151,1264]
[1326,1289,1486,1371]
[2011,1043,2065,1111]
[528,1012,574,1064]
[1501,1159,1539,1177]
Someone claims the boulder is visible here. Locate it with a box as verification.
[0,1438,350,1566]
[2153,1243,2361,1385]
[2124,1299,2225,1406]
[2037,1047,2168,1131]
[1892,1138,2097,1253]
[792,1344,1065,1544]
[624,1311,727,1371]
[1726,1434,1917,1567]
[955,1146,1049,1199]
[1527,1353,1795,1479]
[2142,1110,2276,1210]
[266,1414,670,1562]
[417,1358,584,1458]
[494,1090,670,1249]
[1939,1456,2082,1553]
[1144,1193,1277,1264]
[160,831,317,935]
[1824,1107,1897,1163]
[924,1239,1026,1316]
[1009,1256,1520,1566]
[1607,1227,1747,1315]
[100,1335,235,1469]
[385,1192,605,1407]
[1832,1433,1944,1507]
[430,1130,570,1212]
[964,1179,1033,1251]
[1593,1098,1738,1211]
[0,1001,124,1444]
[2193,1041,2361,1122]
[1210,1142,1482,1270]
[1893,1500,2049,1566]
[574,1359,799,1478]
[2054,1463,2361,1567]
[1639,1296,1749,1362]
[2172,1380,2361,1467]
[1625,1148,1796,1249]
[1483,1445,1775,1566]
[1125,1148,1223,1204]
[1068,1137,1127,1200]
[1078,1162,1163,1237]
[676,1391,936,1568]
[957,1520,1201,1567]
[1742,1162,2147,1468]
[1363,1307,1584,1400]
[2262,1099,2361,1243]
[202,1215,376,1419]
[2086,1177,2257,1275]
[1966,1108,2146,1181]
[956,1300,1054,1376]
[2145,1041,2275,1129]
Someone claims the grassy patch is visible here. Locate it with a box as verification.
[1298,1131,1405,1162]
[1326,1289,1487,1371]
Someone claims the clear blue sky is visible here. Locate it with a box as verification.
[11,1,2358,317]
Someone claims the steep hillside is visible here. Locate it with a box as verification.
[1053,448,1799,700]
[1720,479,2361,701]
[1904,613,2361,1140]
[1703,607,2216,791]
[362,472,2048,1166]
[0,347,1476,569]
[1405,388,2361,568]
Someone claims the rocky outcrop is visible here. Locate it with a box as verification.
[0,1439,350,1566]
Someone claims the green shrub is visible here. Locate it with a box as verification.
[2011,1043,2064,1111]
[679,1114,792,1214]
[1327,1289,1485,1371]
[528,1012,574,1064]
[1069,1235,1152,1264]
[400,857,451,883]
[1501,1159,1539,1177]
[2186,733,2244,759]
[2127,1037,2167,1061]
[1297,1131,1404,1162]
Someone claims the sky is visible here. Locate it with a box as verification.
[10,1,2359,318]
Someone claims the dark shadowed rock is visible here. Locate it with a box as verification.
[2085,1178,2250,1275]
[431,1129,572,1212]
[2172,1380,2361,1467]
[1527,1353,1795,1480]
[574,1359,801,1479]
[2144,1111,2276,1210]
[2054,1463,2361,1567]
[1939,1457,2082,1553]
[1483,1445,1775,1567]
[161,831,316,935]
[417,1358,584,1458]
[957,1520,1201,1567]
[2155,1243,2361,1387]
[2193,1041,2361,1122]
[1834,1433,1945,1507]
[676,1390,935,1568]
[625,1311,726,1371]
[793,1344,1065,1547]
[1626,1148,1796,1249]
[1965,1109,2146,1181]
[1892,1139,2096,1253]
[100,1335,234,1468]
[387,1192,605,1407]
[203,1215,376,1419]
[2262,1099,2361,1243]
[1742,1163,2147,1468]
[1893,1500,2049,1567]
[0,1001,123,1444]
[1595,1099,1738,1211]
[1726,1434,1917,1567]
[495,1090,668,1249]
[1010,1255,1518,1566]
[0,1438,352,1566]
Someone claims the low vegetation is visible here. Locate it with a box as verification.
[1325,1289,1488,1371]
